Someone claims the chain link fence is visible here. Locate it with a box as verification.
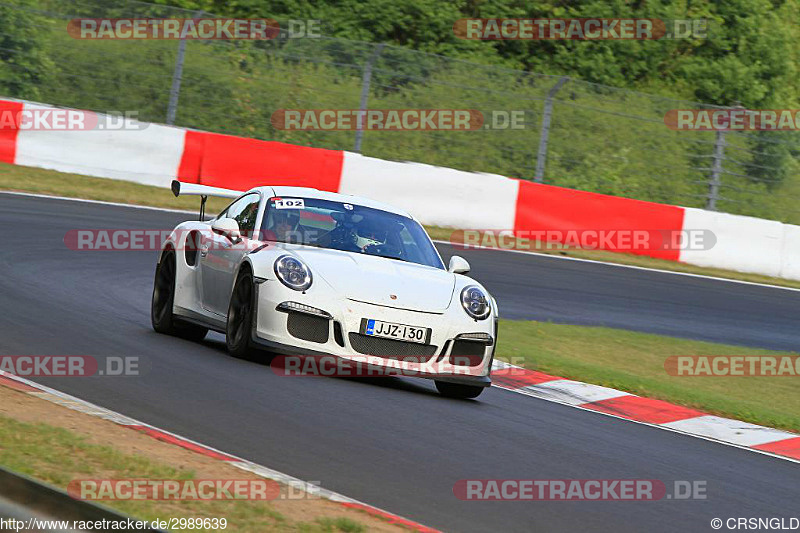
[3,0,799,223]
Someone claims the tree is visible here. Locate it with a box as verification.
[0,0,53,100]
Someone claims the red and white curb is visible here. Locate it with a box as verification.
[0,371,438,533]
[490,361,800,463]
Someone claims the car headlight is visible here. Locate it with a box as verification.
[274,255,312,291]
[461,285,491,320]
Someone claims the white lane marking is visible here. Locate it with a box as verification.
[30,391,139,426]
[230,461,352,503]
[662,415,799,447]
[518,379,631,406]
[1,189,799,292]
[0,190,197,215]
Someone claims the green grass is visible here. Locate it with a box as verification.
[305,518,366,533]
[0,416,370,532]
[496,320,800,433]
[0,162,230,213]
[4,161,800,289]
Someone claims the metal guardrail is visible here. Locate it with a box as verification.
[0,466,164,532]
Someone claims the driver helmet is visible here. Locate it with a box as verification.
[355,219,388,249]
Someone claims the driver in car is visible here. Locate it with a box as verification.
[355,219,387,252]
[269,210,301,243]
[317,213,401,259]
[356,219,405,260]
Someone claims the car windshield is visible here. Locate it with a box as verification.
[259,197,444,270]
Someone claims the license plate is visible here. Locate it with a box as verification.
[363,319,429,344]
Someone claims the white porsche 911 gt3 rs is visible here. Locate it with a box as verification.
[151,180,498,398]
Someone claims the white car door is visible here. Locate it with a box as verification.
[200,193,262,316]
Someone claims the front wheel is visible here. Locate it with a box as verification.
[226,268,257,359]
[435,380,485,399]
[151,251,208,341]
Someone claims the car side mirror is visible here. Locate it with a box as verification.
[448,255,470,274]
[212,217,241,242]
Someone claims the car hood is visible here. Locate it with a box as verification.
[291,247,455,313]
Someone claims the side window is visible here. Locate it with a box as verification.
[223,194,261,238]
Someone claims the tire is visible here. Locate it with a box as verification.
[151,250,208,342]
[226,267,257,359]
[435,380,485,399]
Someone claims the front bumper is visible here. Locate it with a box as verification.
[251,279,496,386]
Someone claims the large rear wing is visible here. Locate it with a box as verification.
[171,180,241,199]
[171,180,242,220]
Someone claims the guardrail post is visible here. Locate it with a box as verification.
[166,12,202,125]
[166,39,186,125]
[353,43,385,153]
[706,130,726,211]
[534,76,568,183]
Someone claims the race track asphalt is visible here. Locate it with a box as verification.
[1,193,798,532]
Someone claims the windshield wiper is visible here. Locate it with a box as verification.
[366,252,409,262]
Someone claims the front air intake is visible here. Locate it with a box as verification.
[287,313,329,343]
[449,340,486,367]
[348,333,437,363]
